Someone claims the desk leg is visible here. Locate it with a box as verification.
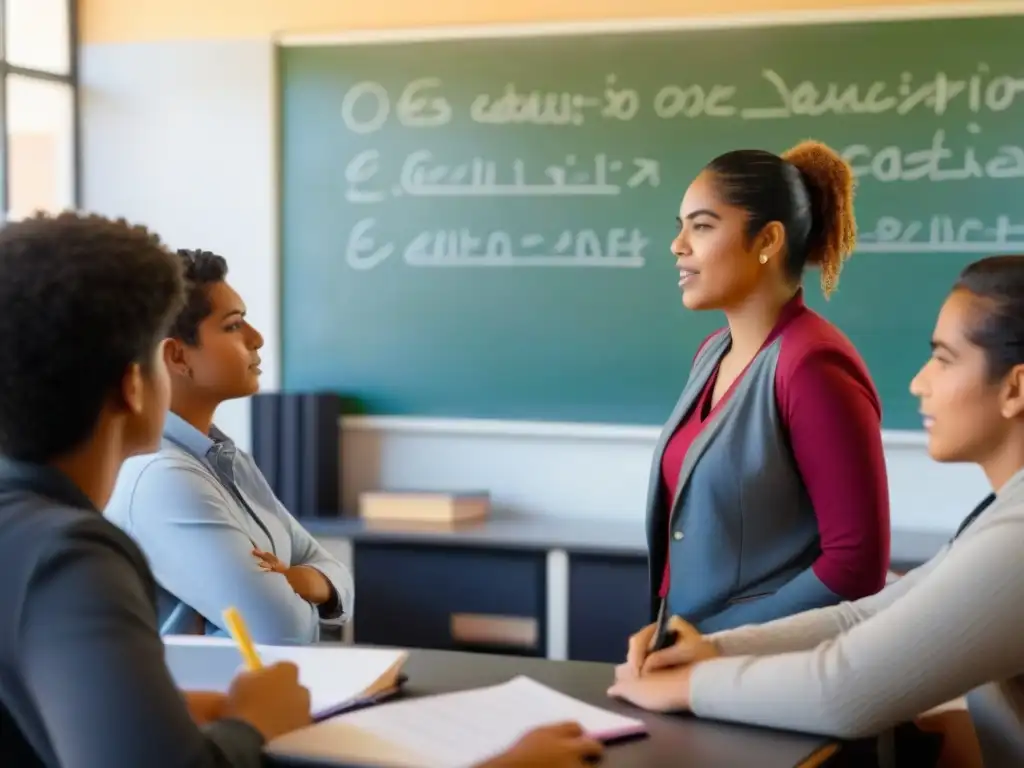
[546,549,568,660]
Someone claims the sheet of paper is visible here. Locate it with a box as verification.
[269,675,646,768]
[162,636,407,715]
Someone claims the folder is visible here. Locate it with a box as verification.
[162,637,408,721]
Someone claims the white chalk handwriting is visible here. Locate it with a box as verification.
[859,214,1024,253]
[344,150,659,201]
[344,218,396,270]
[737,64,1024,120]
[343,218,648,270]
[841,127,1024,183]
[341,78,452,134]
[338,66,1024,131]
[653,66,1024,121]
[652,84,739,119]
[470,74,641,126]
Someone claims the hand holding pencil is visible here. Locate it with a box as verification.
[220,606,313,741]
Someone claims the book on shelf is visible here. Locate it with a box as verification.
[358,489,490,524]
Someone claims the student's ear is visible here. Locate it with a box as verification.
[1001,363,1024,419]
[120,363,146,416]
[164,338,191,378]
[755,221,785,262]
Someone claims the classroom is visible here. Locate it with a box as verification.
[5,0,1024,766]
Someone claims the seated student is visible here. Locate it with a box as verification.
[0,212,312,765]
[107,248,353,644]
[0,212,604,768]
[609,255,1024,767]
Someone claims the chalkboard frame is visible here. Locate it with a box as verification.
[277,1,1024,439]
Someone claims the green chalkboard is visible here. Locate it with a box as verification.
[280,14,1024,430]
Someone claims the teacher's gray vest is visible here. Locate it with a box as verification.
[645,330,821,625]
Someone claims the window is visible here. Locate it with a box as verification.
[1,0,77,221]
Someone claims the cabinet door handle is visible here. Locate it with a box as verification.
[450,613,538,650]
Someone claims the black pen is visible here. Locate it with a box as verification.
[649,599,677,653]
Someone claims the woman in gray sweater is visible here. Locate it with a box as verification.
[609,254,1024,767]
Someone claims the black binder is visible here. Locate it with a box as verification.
[251,392,343,518]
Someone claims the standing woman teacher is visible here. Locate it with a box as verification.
[645,140,890,633]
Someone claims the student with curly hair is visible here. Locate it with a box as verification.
[0,214,603,768]
[107,249,353,644]
[641,141,891,633]
[0,212,312,766]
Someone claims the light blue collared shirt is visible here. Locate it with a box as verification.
[105,412,354,644]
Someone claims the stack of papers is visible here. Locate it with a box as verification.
[164,637,647,766]
[268,675,647,767]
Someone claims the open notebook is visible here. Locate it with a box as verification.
[162,636,408,720]
[267,675,648,768]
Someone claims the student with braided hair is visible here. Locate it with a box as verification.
[642,140,890,633]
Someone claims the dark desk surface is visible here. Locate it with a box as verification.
[277,648,835,768]
[304,514,950,571]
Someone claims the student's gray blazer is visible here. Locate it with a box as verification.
[646,330,843,632]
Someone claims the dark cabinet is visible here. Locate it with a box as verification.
[353,543,547,657]
[568,553,649,662]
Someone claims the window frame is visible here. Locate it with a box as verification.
[0,0,79,220]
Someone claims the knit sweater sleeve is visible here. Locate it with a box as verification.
[690,514,1024,739]
[707,549,942,658]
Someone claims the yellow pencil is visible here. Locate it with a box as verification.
[223,606,263,670]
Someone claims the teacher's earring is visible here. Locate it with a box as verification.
[758,253,769,264]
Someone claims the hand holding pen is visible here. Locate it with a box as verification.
[621,604,719,678]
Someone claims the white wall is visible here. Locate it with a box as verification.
[342,416,988,533]
[81,39,281,451]
[81,37,990,537]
